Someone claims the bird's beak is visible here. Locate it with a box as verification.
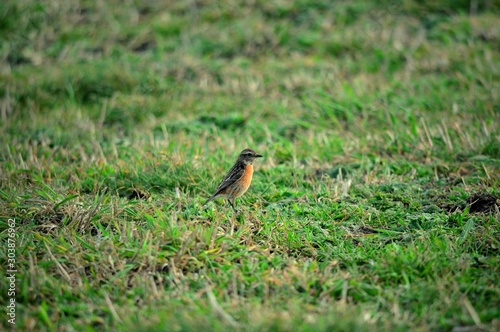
[255,154,263,158]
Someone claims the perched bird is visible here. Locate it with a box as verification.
[203,148,263,213]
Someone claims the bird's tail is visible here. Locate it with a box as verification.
[202,196,214,208]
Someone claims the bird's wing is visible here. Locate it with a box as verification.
[212,163,246,196]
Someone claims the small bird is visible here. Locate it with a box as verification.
[203,148,263,213]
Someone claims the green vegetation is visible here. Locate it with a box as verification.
[1,0,499,330]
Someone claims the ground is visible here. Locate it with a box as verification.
[1,0,499,331]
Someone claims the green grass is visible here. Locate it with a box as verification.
[1,0,500,331]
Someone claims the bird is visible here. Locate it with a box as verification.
[203,148,263,213]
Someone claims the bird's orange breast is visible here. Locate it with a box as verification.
[240,164,253,190]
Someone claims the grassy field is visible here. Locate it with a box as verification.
[1,0,500,331]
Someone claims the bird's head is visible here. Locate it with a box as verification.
[237,148,263,165]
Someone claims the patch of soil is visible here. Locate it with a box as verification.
[127,188,150,200]
[358,226,379,234]
[466,193,499,213]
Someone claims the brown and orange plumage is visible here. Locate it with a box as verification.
[203,148,263,213]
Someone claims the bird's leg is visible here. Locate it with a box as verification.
[228,199,239,214]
